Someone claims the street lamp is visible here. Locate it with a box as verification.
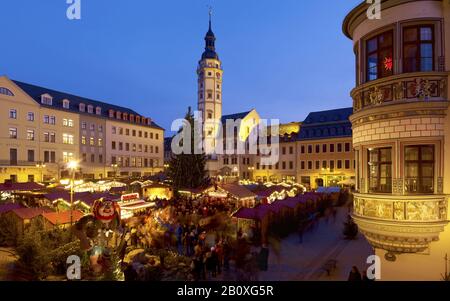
[67,160,78,226]
[35,161,46,183]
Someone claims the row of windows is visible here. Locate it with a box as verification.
[8,149,65,164]
[111,141,159,153]
[82,153,104,164]
[111,156,159,168]
[8,128,75,144]
[367,145,434,194]
[111,126,160,139]
[300,160,352,170]
[364,25,435,82]
[81,122,103,132]
[9,110,75,127]
[81,136,103,147]
[300,142,351,154]
[256,161,295,170]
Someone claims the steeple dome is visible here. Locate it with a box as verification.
[202,10,219,60]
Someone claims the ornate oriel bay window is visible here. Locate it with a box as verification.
[344,0,449,259]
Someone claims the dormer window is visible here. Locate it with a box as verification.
[0,87,14,96]
[96,106,102,115]
[116,111,122,120]
[136,116,141,124]
[123,113,128,121]
[79,103,86,112]
[62,99,70,109]
[130,114,135,123]
[41,94,53,105]
[109,109,115,118]
[87,105,94,114]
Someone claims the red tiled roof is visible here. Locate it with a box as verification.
[41,210,84,225]
[12,207,53,220]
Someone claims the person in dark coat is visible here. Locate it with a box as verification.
[258,245,269,271]
[348,266,362,281]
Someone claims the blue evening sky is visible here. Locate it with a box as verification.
[0,0,362,135]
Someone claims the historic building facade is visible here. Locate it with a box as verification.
[343,0,450,280]
[297,108,355,189]
[0,76,164,183]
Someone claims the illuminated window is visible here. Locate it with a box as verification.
[366,30,393,81]
[403,25,434,73]
[89,137,94,146]
[63,134,74,145]
[49,116,56,125]
[27,130,35,141]
[98,138,103,147]
[112,126,116,134]
[63,119,74,127]
[405,145,434,193]
[63,152,74,163]
[81,136,86,145]
[81,122,87,129]
[368,147,392,193]
[27,112,34,121]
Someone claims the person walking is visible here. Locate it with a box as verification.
[348,266,362,281]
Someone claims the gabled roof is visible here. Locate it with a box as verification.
[221,110,252,124]
[12,80,163,130]
[11,207,53,220]
[41,210,84,225]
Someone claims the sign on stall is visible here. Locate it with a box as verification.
[121,193,140,202]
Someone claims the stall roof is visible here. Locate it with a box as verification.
[41,210,84,225]
[0,182,45,192]
[220,184,256,199]
[11,207,53,220]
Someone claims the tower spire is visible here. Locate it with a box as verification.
[208,6,212,31]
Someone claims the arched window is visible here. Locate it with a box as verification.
[0,87,14,96]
